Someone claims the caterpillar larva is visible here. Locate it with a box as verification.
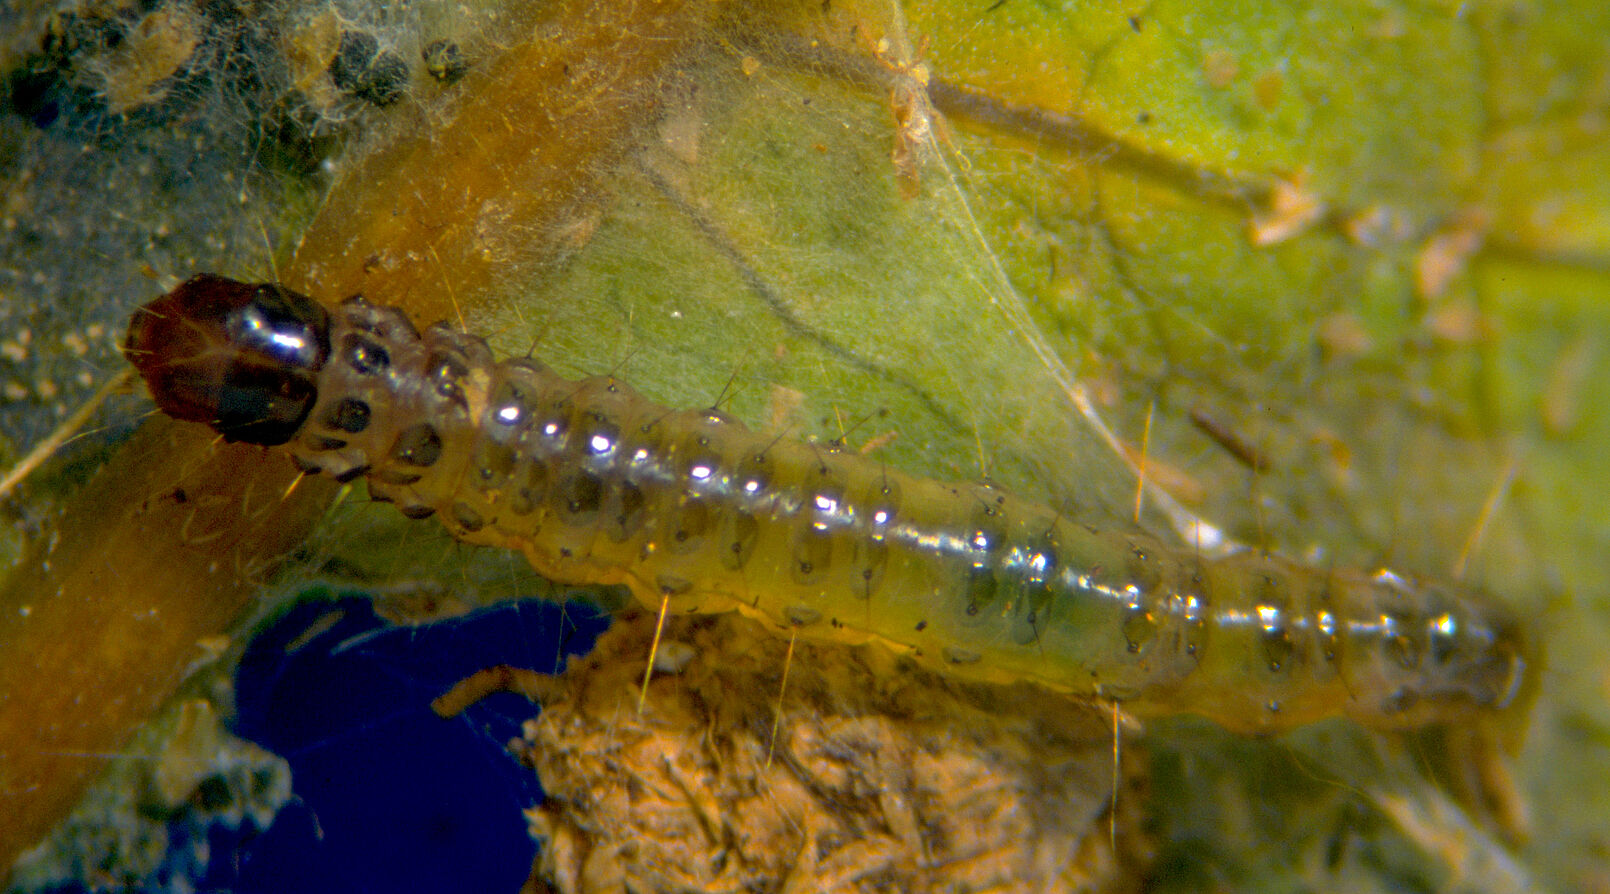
[123,274,1536,737]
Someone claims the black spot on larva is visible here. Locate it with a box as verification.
[1258,598,1295,673]
[1252,572,1295,673]
[723,510,760,570]
[856,540,888,599]
[680,447,722,493]
[489,378,535,428]
[1318,625,1339,663]
[943,646,982,665]
[656,574,693,595]
[791,526,831,585]
[535,410,569,447]
[1126,544,1163,594]
[861,475,902,530]
[324,397,371,433]
[606,481,648,543]
[400,504,436,520]
[422,39,469,83]
[915,619,928,632]
[965,564,999,611]
[371,467,422,486]
[427,351,469,406]
[509,460,550,516]
[1381,687,1418,715]
[735,451,774,501]
[342,333,390,375]
[555,470,603,520]
[1122,596,1157,654]
[1177,568,1209,658]
[451,502,485,532]
[578,414,620,457]
[333,463,371,484]
[669,497,714,553]
[1011,608,1041,646]
[1011,547,1056,645]
[391,423,443,467]
[510,489,535,516]
[475,442,517,483]
[304,434,346,452]
[1428,616,1458,666]
[1312,576,1342,660]
[786,605,822,626]
[1387,630,1422,670]
[964,506,1007,610]
[341,301,421,343]
[1030,539,1058,586]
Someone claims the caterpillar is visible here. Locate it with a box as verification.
[123,273,1536,736]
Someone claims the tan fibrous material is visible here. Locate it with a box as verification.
[514,610,1151,894]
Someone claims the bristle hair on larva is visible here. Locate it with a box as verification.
[125,274,1536,736]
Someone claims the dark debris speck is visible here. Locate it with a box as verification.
[329,30,409,107]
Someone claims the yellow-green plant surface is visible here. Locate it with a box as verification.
[1,0,1606,889]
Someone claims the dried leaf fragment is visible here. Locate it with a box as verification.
[517,612,1150,894]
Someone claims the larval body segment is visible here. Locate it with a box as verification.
[124,274,1534,736]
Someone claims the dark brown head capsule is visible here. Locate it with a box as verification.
[124,274,331,446]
